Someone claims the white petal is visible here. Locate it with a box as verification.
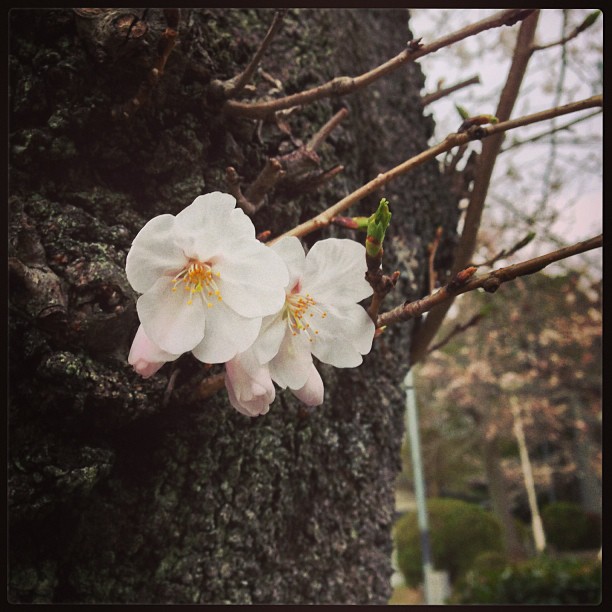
[175,192,238,234]
[271,236,306,289]
[268,331,313,389]
[126,214,186,293]
[309,302,374,367]
[302,238,372,305]
[129,324,182,363]
[174,193,256,262]
[137,276,206,354]
[291,364,324,406]
[250,314,287,365]
[215,243,288,318]
[128,325,181,378]
[225,351,275,417]
[191,302,262,364]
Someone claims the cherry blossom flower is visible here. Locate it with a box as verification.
[225,236,375,415]
[125,192,289,365]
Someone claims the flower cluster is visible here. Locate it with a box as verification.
[126,192,375,416]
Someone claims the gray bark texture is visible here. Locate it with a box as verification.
[9,8,459,604]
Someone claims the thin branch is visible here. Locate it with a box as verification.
[377,234,602,328]
[113,9,180,119]
[270,94,602,244]
[472,230,536,268]
[194,372,226,401]
[222,9,535,119]
[421,75,480,107]
[531,10,601,51]
[500,110,602,153]
[211,10,286,99]
[427,311,485,354]
[225,161,285,216]
[306,107,349,151]
[428,226,443,294]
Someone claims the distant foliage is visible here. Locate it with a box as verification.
[452,555,601,604]
[394,497,503,587]
[541,502,601,551]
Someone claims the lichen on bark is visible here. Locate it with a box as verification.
[9,8,459,603]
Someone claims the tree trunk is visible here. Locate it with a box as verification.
[9,9,459,604]
[482,434,528,561]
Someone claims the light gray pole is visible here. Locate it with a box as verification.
[404,369,435,604]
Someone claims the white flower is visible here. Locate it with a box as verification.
[225,236,375,415]
[125,192,289,364]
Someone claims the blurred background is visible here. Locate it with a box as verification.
[390,8,602,605]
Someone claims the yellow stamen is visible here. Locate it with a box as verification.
[282,289,327,343]
[172,260,223,307]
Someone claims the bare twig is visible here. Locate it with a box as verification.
[532,10,601,51]
[377,234,602,328]
[500,110,602,153]
[113,9,180,119]
[366,270,401,323]
[421,75,480,107]
[306,107,349,151]
[222,9,535,119]
[428,226,443,294]
[226,159,286,216]
[472,230,536,268]
[270,93,602,245]
[427,311,485,354]
[212,10,286,99]
[194,372,226,401]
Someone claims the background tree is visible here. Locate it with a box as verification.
[409,270,601,557]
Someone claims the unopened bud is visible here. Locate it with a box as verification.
[366,198,392,260]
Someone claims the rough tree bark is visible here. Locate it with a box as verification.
[9,9,459,603]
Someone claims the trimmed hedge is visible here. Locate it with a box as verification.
[394,497,504,587]
[452,555,601,604]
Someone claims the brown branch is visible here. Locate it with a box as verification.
[421,75,480,107]
[194,373,226,401]
[366,270,400,323]
[222,9,535,119]
[427,312,485,354]
[212,10,286,100]
[428,226,443,294]
[306,107,349,151]
[112,9,180,120]
[270,93,602,245]
[225,159,286,216]
[500,110,602,153]
[472,231,536,268]
[531,10,601,52]
[377,234,602,328]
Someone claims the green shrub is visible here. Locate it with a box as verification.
[452,555,601,604]
[470,550,508,574]
[394,497,504,587]
[541,502,601,551]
